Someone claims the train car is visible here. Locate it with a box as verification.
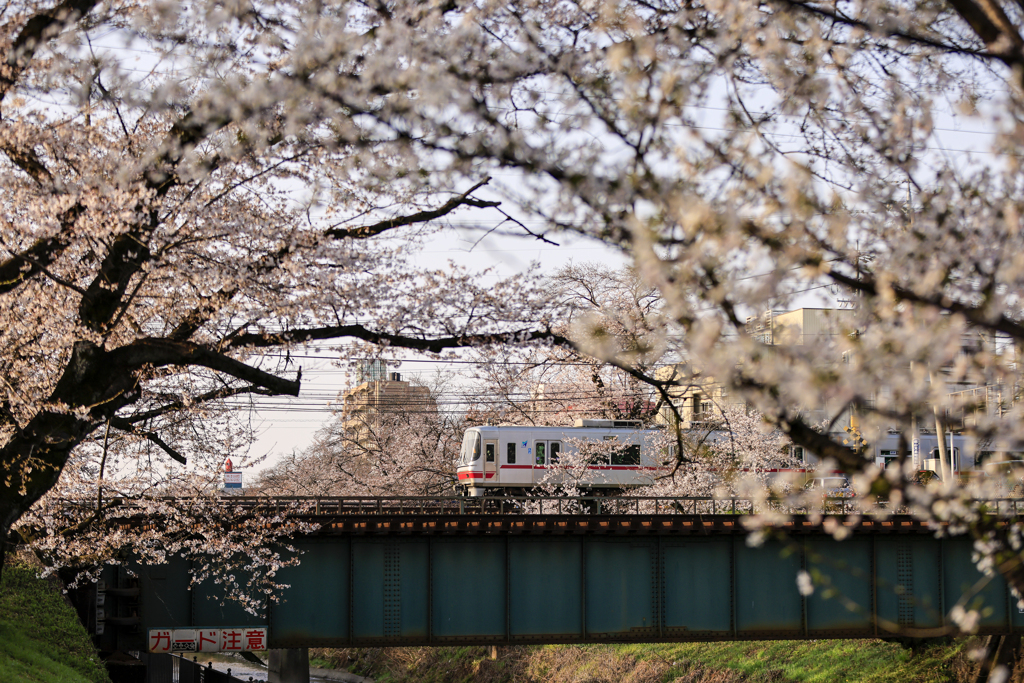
[455,419,665,496]
[869,432,974,475]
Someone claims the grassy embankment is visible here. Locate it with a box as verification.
[0,560,110,683]
[312,638,987,683]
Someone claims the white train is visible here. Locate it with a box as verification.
[455,419,665,496]
[455,421,999,497]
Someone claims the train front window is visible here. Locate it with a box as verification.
[460,431,481,464]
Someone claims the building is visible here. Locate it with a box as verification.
[342,364,436,447]
[745,307,856,346]
[655,363,742,431]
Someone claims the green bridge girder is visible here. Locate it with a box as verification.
[109,514,1023,650]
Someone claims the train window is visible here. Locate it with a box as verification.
[485,443,495,463]
[507,442,516,464]
[611,444,641,466]
[460,431,481,464]
[550,442,561,464]
[536,441,546,465]
[792,446,804,462]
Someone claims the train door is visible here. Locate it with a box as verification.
[484,440,497,482]
[531,441,561,485]
[532,441,547,484]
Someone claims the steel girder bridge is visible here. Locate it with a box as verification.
[92,496,1024,652]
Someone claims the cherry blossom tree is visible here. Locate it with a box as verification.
[8,0,1024,637]
[465,264,666,426]
[254,394,464,497]
[0,0,571,580]
[641,406,802,502]
[261,0,1024,631]
[323,0,1024,622]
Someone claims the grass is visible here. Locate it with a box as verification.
[0,560,111,683]
[617,638,971,683]
[314,638,981,683]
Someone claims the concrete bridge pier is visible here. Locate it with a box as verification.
[268,648,309,683]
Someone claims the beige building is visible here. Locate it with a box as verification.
[746,308,856,346]
[655,364,742,431]
[342,367,436,447]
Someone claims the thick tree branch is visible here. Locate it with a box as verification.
[77,113,265,332]
[946,0,1024,54]
[824,267,1024,341]
[108,418,187,464]
[773,0,997,58]
[0,141,53,185]
[169,181,499,342]
[325,179,500,239]
[0,189,89,295]
[119,385,278,426]
[111,339,301,396]
[223,323,575,355]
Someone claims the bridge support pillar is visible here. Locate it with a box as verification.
[268,648,309,683]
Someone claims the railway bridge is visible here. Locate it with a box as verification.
[88,496,1024,679]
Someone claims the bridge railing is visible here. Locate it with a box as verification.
[55,494,1024,517]
[127,651,252,683]
[259,494,1024,517]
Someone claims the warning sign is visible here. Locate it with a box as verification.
[148,627,267,653]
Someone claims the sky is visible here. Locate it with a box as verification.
[239,99,1005,473]
[242,222,629,470]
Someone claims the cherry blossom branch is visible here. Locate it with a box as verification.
[171,180,504,342]
[107,418,187,465]
[0,207,85,294]
[223,323,577,355]
[116,385,279,426]
[773,0,997,59]
[0,140,53,185]
[0,0,102,101]
[111,339,301,397]
[824,267,1024,341]
[325,178,500,239]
